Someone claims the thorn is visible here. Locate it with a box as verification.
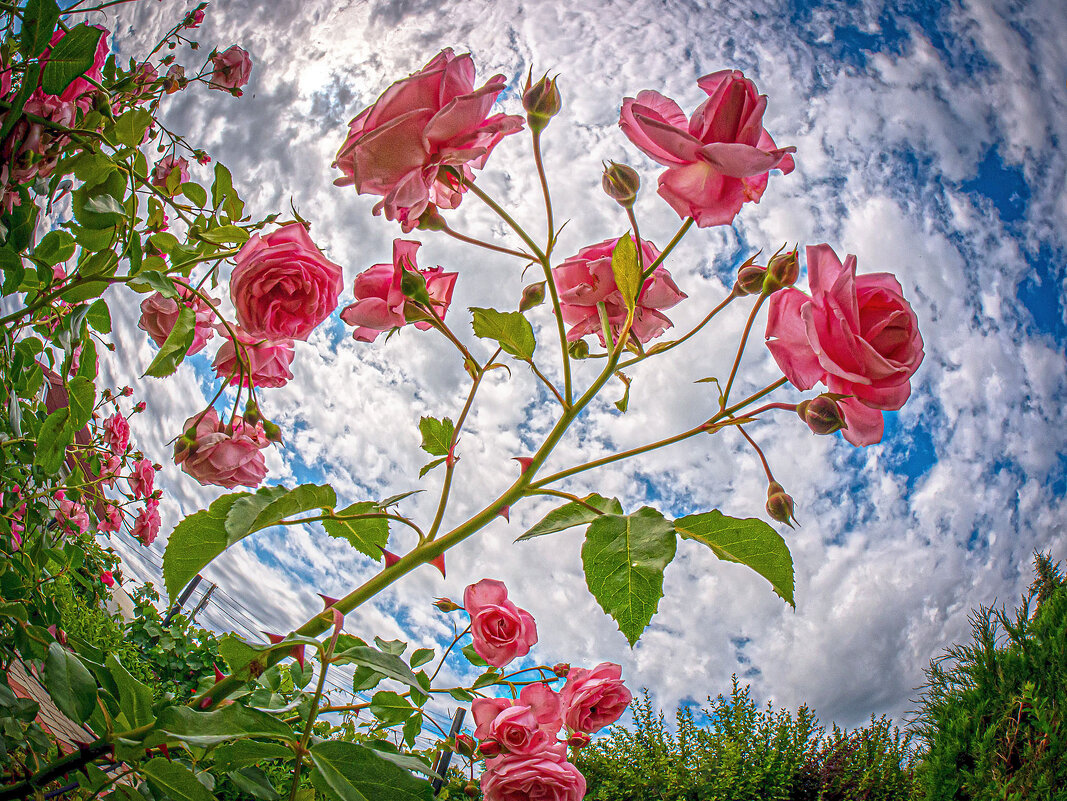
[318,593,340,609]
[213,663,225,683]
[430,552,446,578]
[512,457,534,474]
[264,632,285,645]
[380,546,401,568]
[290,644,306,669]
[497,506,510,522]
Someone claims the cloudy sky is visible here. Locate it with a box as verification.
[81,0,1066,733]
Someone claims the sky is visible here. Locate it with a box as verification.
[74,0,1067,734]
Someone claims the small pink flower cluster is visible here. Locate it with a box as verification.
[460,580,632,801]
[91,402,161,546]
[1,486,27,551]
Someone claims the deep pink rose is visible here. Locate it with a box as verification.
[765,244,924,446]
[98,502,123,534]
[133,498,160,546]
[553,236,687,345]
[473,683,562,755]
[464,579,537,668]
[173,408,269,489]
[213,328,295,388]
[559,662,632,734]
[138,284,217,355]
[480,747,586,801]
[151,155,189,188]
[340,239,457,342]
[210,45,252,91]
[620,70,795,227]
[230,223,343,341]
[333,48,524,231]
[100,570,114,588]
[102,412,130,455]
[129,458,155,499]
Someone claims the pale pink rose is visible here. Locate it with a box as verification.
[128,458,155,499]
[464,579,537,668]
[98,502,123,534]
[132,499,160,546]
[212,328,295,388]
[559,662,632,734]
[620,70,795,227]
[174,407,269,489]
[210,45,252,91]
[100,453,122,486]
[473,684,562,755]
[765,244,924,446]
[151,154,189,188]
[340,239,458,342]
[55,490,90,536]
[230,223,343,341]
[333,48,524,231]
[138,284,217,355]
[553,236,686,345]
[100,570,114,588]
[480,747,586,801]
[102,412,130,455]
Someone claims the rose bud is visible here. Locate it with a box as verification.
[763,247,800,293]
[552,662,571,677]
[263,420,282,443]
[566,732,591,748]
[478,739,502,758]
[523,69,561,133]
[454,734,477,757]
[434,597,461,613]
[568,339,590,359]
[519,281,546,312]
[463,783,479,798]
[736,264,767,296]
[766,481,797,528]
[797,395,846,435]
[602,161,641,209]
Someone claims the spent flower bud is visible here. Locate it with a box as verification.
[736,264,767,296]
[519,281,546,312]
[552,662,571,677]
[766,481,797,528]
[523,69,561,133]
[797,395,846,435]
[602,161,640,208]
[454,734,477,757]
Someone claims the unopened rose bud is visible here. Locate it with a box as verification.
[434,597,460,613]
[478,739,502,758]
[796,395,846,435]
[568,339,590,359]
[263,420,282,443]
[121,386,134,397]
[519,281,546,312]
[735,264,767,296]
[243,400,261,425]
[552,662,571,677]
[134,401,147,413]
[763,247,799,293]
[523,69,561,133]
[454,734,477,757]
[766,481,797,528]
[463,783,479,798]
[566,733,591,748]
[602,161,640,209]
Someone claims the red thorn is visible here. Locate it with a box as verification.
[290,644,306,669]
[497,506,510,522]
[380,546,400,568]
[213,663,225,683]
[513,457,534,474]
[331,608,344,634]
[198,695,212,709]
[430,552,446,578]
[264,632,285,645]
[318,593,340,609]
[159,743,171,760]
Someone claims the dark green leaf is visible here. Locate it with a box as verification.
[409,648,433,668]
[226,768,281,801]
[32,230,76,266]
[34,407,71,474]
[60,280,110,303]
[460,643,489,667]
[143,305,194,378]
[142,758,215,801]
[154,703,297,747]
[106,655,154,728]
[0,602,28,621]
[83,194,125,216]
[1,245,24,294]
[19,0,61,59]
[418,416,453,457]
[331,646,420,689]
[448,688,474,702]
[41,24,105,96]
[72,151,117,188]
[369,691,415,725]
[43,642,97,723]
[0,64,39,141]
[212,163,233,208]
[66,375,95,430]
[517,494,623,541]
[674,510,795,606]
[610,234,640,314]
[163,493,247,602]
[224,485,289,542]
[470,307,536,359]
[126,269,178,297]
[212,741,294,772]
[418,457,445,478]
[321,502,388,560]
[582,507,677,646]
[246,484,336,536]
[309,741,432,801]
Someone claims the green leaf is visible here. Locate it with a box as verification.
[225,484,336,546]
[309,741,432,801]
[43,642,97,723]
[198,224,249,245]
[369,690,415,725]
[418,457,445,478]
[19,0,61,59]
[1,245,24,294]
[321,502,388,560]
[32,230,76,266]
[83,193,125,216]
[460,643,489,667]
[60,280,110,303]
[66,375,95,430]
[331,646,420,689]
[113,108,152,149]
[143,305,195,378]
[227,767,281,801]
[610,234,641,313]
[34,407,71,474]
[106,655,154,728]
[163,493,248,602]
[72,151,117,188]
[418,416,453,457]
[470,307,536,360]
[409,648,433,668]
[517,494,623,541]
[86,299,111,334]
[614,371,632,413]
[0,602,28,621]
[0,64,39,141]
[153,704,297,747]
[212,741,294,772]
[212,162,234,208]
[582,508,677,646]
[181,182,208,208]
[674,510,795,606]
[126,269,178,297]
[42,24,105,96]
[448,688,474,702]
[142,758,215,801]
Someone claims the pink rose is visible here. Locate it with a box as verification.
[138,284,217,355]
[230,223,343,341]
[473,684,562,755]
[213,328,295,388]
[151,154,189,189]
[129,458,155,500]
[464,579,537,668]
[173,407,269,489]
[559,662,632,734]
[133,499,160,546]
[480,747,586,801]
[102,412,130,455]
[210,45,252,92]
[98,502,123,534]
[333,48,524,231]
[340,239,457,342]
[553,236,687,345]
[100,571,114,588]
[55,490,90,536]
[184,8,205,28]
[765,244,924,446]
[620,70,795,227]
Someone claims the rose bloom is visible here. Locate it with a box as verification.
[128,458,155,500]
[212,327,295,388]
[464,579,537,668]
[102,412,130,455]
[55,491,90,536]
[174,407,269,489]
[765,244,924,446]
[230,223,343,341]
[480,746,586,801]
[184,8,205,28]
[132,498,160,546]
[340,239,457,342]
[620,69,795,227]
[151,154,189,189]
[138,284,218,355]
[333,48,524,231]
[559,662,632,734]
[210,45,252,91]
[553,236,686,345]
[100,571,114,588]
[473,683,562,756]
[98,502,123,534]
